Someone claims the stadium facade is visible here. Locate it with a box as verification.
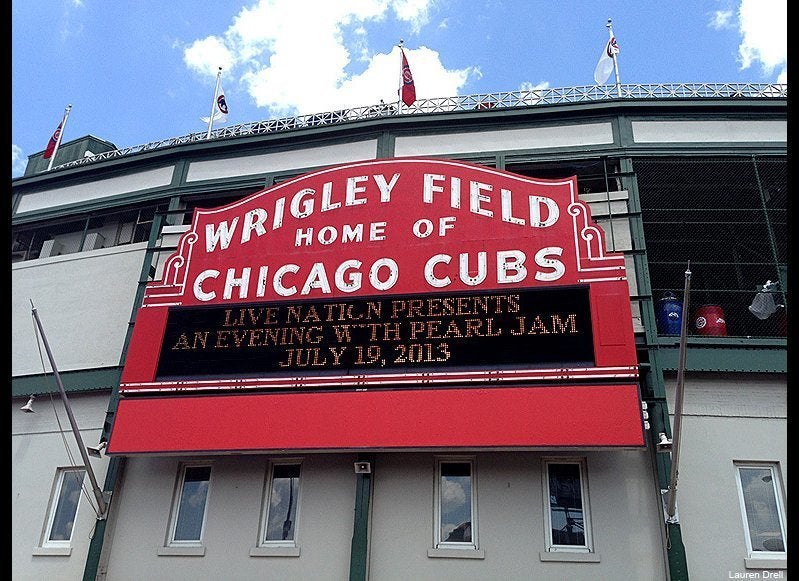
[12,83,787,581]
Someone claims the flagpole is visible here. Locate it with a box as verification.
[47,104,72,171]
[397,40,404,113]
[206,67,222,139]
[606,18,622,98]
[665,262,691,521]
[30,301,109,519]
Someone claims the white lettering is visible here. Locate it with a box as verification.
[501,189,525,225]
[205,219,238,252]
[194,270,220,301]
[295,227,313,247]
[301,263,332,295]
[374,173,400,202]
[223,267,251,300]
[423,173,446,203]
[342,223,364,243]
[369,221,386,241]
[424,254,451,288]
[346,175,368,206]
[273,198,285,229]
[256,266,269,297]
[291,188,315,218]
[320,182,341,212]
[470,181,493,217]
[459,252,487,285]
[413,219,434,238]
[274,264,300,296]
[241,209,268,244]
[497,250,527,283]
[335,260,362,292]
[529,195,559,227]
[318,226,337,245]
[534,247,565,281]
[369,258,399,291]
[439,216,456,236]
[450,177,461,208]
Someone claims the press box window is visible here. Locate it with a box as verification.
[261,463,302,545]
[168,464,212,545]
[735,463,787,557]
[435,459,477,550]
[42,468,86,548]
[543,459,593,553]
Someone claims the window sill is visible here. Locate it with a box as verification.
[249,546,301,557]
[32,547,72,556]
[157,545,206,556]
[540,551,601,563]
[427,548,485,559]
[745,557,786,569]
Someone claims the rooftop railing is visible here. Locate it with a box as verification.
[54,82,787,171]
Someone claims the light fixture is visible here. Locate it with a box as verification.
[656,432,673,452]
[354,461,372,474]
[20,395,35,413]
[87,441,107,458]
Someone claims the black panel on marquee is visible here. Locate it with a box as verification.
[155,286,595,380]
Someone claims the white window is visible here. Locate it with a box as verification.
[260,462,302,546]
[735,463,786,556]
[42,468,86,547]
[168,464,212,545]
[435,458,477,549]
[543,458,593,553]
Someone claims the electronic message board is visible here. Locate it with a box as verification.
[155,286,594,380]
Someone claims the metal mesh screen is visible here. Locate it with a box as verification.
[11,205,159,262]
[633,155,787,338]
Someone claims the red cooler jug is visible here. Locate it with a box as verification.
[694,305,727,336]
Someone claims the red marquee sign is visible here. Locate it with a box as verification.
[108,158,644,454]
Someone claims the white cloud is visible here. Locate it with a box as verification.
[59,0,85,41]
[441,477,466,505]
[709,10,734,30]
[182,0,475,117]
[737,0,786,82]
[183,37,236,77]
[11,144,27,178]
[519,81,549,92]
[391,0,435,33]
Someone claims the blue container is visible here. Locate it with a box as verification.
[657,292,683,335]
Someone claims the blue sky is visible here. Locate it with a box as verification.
[11,0,786,178]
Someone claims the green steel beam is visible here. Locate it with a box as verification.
[666,524,689,581]
[648,399,690,581]
[12,367,123,398]
[349,454,374,581]
[82,207,169,581]
[656,345,786,373]
[625,153,690,581]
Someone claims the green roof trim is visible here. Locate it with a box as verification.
[12,367,122,398]
[657,345,786,373]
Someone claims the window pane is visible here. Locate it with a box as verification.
[173,466,211,542]
[549,463,585,546]
[48,470,85,541]
[440,462,472,543]
[740,467,785,552]
[265,464,301,541]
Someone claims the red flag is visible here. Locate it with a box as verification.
[400,48,416,107]
[43,121,63,160]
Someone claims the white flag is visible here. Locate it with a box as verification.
[201,87,229,124]
[594,37,619,85]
